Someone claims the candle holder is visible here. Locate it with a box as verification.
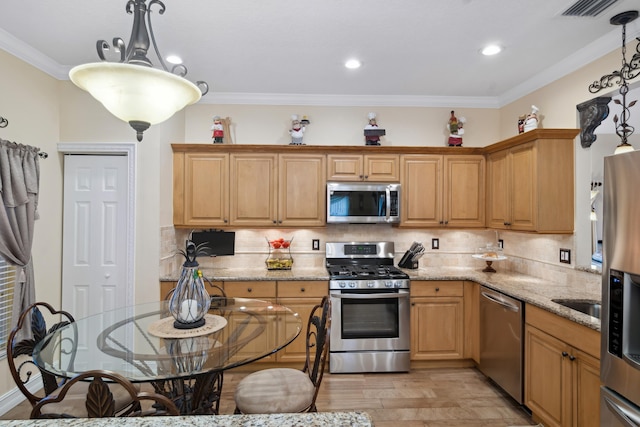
[169,240,211,329]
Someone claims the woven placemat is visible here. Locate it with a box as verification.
[147,314,227,338]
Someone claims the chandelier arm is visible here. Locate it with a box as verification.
[196,81,209,96]
[146,0,169,72]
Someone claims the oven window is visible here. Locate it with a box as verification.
[340,290,399,339]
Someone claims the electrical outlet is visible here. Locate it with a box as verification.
[560,248,571,264]
[498,239,504,249]
[312,239,320,250]
[432,238,439,250]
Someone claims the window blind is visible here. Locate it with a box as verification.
[0,256,16,358]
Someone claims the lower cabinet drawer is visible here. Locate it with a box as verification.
[224,281,276,299]
[277,281,327,298]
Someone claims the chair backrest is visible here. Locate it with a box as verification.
[6,302,76,407]
[302,296,331,406]
[30,370,179,418]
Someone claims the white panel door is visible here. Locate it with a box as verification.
[62,154,129,370]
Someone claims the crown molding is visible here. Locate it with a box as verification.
[198,92,501,108]
[0,28,68,80]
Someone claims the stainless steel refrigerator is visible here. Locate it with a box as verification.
[601,150,640,425]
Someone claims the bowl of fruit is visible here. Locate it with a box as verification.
[266,237,294,270]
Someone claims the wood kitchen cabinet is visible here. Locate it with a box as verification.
[276,281,328,363]
[230,153,326,227]
[327,154,399,182]
[410,281,464,360]
[485,129,577,233]
[173,152,229,226]
[524,304,601,427]
[224,281,277,363]
[400,154,485,227]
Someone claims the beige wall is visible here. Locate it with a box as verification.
[184,105,501,148]
[0,50,61,399]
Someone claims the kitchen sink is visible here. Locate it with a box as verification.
[552,299,601,319]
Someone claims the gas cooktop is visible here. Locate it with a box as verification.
[327,264,409,280]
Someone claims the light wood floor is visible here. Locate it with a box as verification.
[2,367,536,426]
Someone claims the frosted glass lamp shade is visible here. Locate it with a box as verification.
[614,142,635,154]
[69,62,201,138]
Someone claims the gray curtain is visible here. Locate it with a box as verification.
[0,139,40,331]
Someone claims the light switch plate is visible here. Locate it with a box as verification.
[560,248,571,264]
[498,239,504,249]
[432,238,439,250]
[312,239,320,250]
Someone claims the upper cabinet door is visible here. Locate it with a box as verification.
[444,155,485,228]
[364,155,400,182]
[486,150,510,229]
[278,154,326,227]
[400,154,442,227]
[230,153,278,226]
[173,152,229,227]
[327,154,363,181]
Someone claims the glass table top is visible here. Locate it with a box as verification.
[33,298,302,382]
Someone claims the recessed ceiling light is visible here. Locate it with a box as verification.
[481,45,503,56]
[345,59,362,69]
[166,55,183,65]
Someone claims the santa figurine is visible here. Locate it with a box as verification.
[211,116,224,143]
[289,115,306,145]
[447,110,465,147]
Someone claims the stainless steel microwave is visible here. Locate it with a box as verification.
[326,182,401,224]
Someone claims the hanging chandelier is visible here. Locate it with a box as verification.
[69,0,208,141]
[588,10,640,154]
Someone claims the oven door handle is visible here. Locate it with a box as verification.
[330,292,409,300]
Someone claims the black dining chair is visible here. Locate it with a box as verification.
[7,302,138,415]
[233,296,331,414]
[30,370,180,418]
[7,302,80,408]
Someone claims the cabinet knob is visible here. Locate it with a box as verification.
[247,288,252,293]
[273,220,277,224]
[435,287,440,292]
[562,351,568,358]
[444,220,448,225]
[300,287,306,292]
[569,355,576,361]
[224,219,228,223]
[439,220,444,225]
[364,175,368,180]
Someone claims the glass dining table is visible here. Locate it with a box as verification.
[32,297,302,415]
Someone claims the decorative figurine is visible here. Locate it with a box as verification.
[211,116,224,143]
[447,110,465,146]
[364,112,385,145]
[518,115,526,134]
[289,115,306,145]
[523,105,539,132]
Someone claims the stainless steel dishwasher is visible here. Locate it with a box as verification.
[479,286,524,404]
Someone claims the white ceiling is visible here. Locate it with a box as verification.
[1,0,639,107]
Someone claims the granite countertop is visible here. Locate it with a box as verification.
[161,265,601,331]
[0,411,373,427]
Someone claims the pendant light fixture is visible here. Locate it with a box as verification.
[588,10,639,154]
[69,0,208,141]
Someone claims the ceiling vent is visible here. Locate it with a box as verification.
[562,0,618,17]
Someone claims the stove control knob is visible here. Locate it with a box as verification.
[367,281,375,288]
[339,282,346,288]
[385,281,393,288]
[349,281,357,288]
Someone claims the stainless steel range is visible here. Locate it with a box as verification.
[326,241,410,373]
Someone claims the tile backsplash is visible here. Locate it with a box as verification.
[160,225,600,290]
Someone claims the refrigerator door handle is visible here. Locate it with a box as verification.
[605,395,640,426]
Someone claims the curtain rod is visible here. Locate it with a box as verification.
[1,115,47,158]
